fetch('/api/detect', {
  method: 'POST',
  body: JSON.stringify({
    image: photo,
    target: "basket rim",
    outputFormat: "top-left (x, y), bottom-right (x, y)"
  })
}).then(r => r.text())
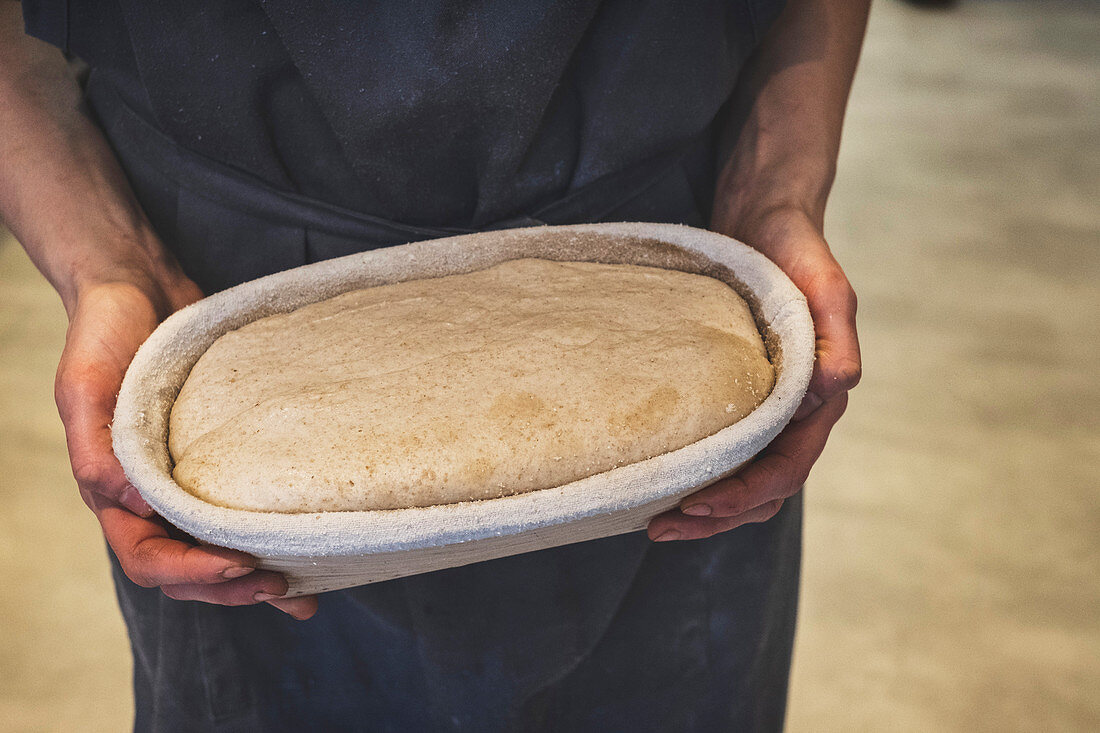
top-left (112, 222), bottom-right (814, 558)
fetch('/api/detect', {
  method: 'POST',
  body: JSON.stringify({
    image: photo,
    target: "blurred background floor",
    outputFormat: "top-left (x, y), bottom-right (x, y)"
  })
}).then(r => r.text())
top-left (1, 1), bottom-right (1097, 731)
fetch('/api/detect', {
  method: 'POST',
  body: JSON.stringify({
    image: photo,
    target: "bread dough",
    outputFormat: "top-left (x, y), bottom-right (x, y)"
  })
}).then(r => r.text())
top-left (168, 258), bottom-right (774, 512)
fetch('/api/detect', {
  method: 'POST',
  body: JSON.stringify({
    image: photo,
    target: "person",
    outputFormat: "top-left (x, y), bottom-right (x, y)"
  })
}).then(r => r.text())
top-left (0, 0), bottom-right (865, 730)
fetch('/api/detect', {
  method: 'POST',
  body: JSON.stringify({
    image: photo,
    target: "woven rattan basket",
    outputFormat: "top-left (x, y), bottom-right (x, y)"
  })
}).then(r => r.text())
top-left (112, 223), bottom-right (814, 595)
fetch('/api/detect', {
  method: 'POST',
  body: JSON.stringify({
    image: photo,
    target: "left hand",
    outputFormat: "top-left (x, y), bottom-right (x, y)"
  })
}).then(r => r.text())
top-left (647, 206), bottom-right (861, 541)
top-left (55, 278), bottom-right (319, 619)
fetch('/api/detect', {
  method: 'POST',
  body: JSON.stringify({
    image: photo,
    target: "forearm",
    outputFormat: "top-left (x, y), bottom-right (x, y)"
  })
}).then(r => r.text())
top-left (714, 0), bottom-right (870, 233)
top-left (0, 3), bottom-right (190, 315)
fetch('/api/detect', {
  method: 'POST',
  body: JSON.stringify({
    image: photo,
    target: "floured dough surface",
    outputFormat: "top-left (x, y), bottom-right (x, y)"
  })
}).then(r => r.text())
top-left (168, 259), bottom-right (774, 512)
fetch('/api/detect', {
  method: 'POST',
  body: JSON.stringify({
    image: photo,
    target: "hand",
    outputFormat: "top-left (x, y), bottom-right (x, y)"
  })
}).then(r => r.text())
top-left (54, 277), bottom-right (318, 619)
top-left (647, 207), bottom-right (861, 541)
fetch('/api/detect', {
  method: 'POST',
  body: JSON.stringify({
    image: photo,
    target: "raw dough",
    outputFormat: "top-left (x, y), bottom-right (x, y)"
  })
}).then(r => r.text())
top-left (168, 259), bottom-right (774, 512)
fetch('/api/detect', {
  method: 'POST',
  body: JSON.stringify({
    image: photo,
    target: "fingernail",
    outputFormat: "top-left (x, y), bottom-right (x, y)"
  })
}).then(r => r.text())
top-left (654, 530), bottom-right (681, 542)
top-left (221, 566), bottom-right (255, 579)
top-left (253, 591), bottom-right (284, 602)
top-left (681, 503), bottom-right (712, 516)
top-left (121, 486), bottom-right (154, 517)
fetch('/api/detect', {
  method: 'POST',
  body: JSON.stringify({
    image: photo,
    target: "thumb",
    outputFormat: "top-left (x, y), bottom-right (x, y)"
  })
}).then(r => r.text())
top-left (55, 362), bottom-right (153, 517)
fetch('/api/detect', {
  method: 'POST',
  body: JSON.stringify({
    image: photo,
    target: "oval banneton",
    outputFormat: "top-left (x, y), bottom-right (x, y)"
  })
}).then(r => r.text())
top-left (112, 223), bottom-right (814, 594)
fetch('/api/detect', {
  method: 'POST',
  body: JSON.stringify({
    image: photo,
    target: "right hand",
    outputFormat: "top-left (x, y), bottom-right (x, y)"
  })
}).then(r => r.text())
top-left (54, 277), bottom-right (318, 620)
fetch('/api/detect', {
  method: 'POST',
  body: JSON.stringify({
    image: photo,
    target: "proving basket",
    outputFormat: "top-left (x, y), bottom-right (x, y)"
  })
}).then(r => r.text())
top-left (112, 223), bottom-right (814, 595)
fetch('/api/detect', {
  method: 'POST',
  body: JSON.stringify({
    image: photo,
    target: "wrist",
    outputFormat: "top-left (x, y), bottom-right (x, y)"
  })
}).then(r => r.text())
top-left (3, 161), bottom-right (194, 318)
top-left (712, 122), bottom-right (836, 240)
top-left (56, 225), bottom-right (196, 321)
top-left (711, 191), bottom-right (824, 257)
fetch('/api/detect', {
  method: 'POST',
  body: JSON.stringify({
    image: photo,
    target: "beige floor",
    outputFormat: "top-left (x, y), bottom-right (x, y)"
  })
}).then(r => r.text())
top-left (1, 1), bottom-right (1097, 731)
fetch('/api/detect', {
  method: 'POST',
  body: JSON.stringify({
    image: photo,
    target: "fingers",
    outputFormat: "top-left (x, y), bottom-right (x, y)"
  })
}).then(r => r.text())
top-left (688, 392), bottom-right (847, 516)
top-left (92, 496), bottom-right (256, 586)
top-left (161, 581), bottom-right (319, 620)
top-left (161, 576), bottom-right (318, 620)
top-left (649, 500), bottom-right (786, 543)
top-left (266, 595), bottom-right (320, 621)
top-left (647, 393), bottom-right (847, 541)
top-left (160, 570), bottom-right (287, 605)
top-left (91, 494), bottom-right (315, 618)
top-left (794, 261), bottom-right (861, 421)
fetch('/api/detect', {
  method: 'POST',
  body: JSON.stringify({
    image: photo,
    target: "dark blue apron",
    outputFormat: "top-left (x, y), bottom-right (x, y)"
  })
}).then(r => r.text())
top-left (26, 1), bottom-right (800, 730)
